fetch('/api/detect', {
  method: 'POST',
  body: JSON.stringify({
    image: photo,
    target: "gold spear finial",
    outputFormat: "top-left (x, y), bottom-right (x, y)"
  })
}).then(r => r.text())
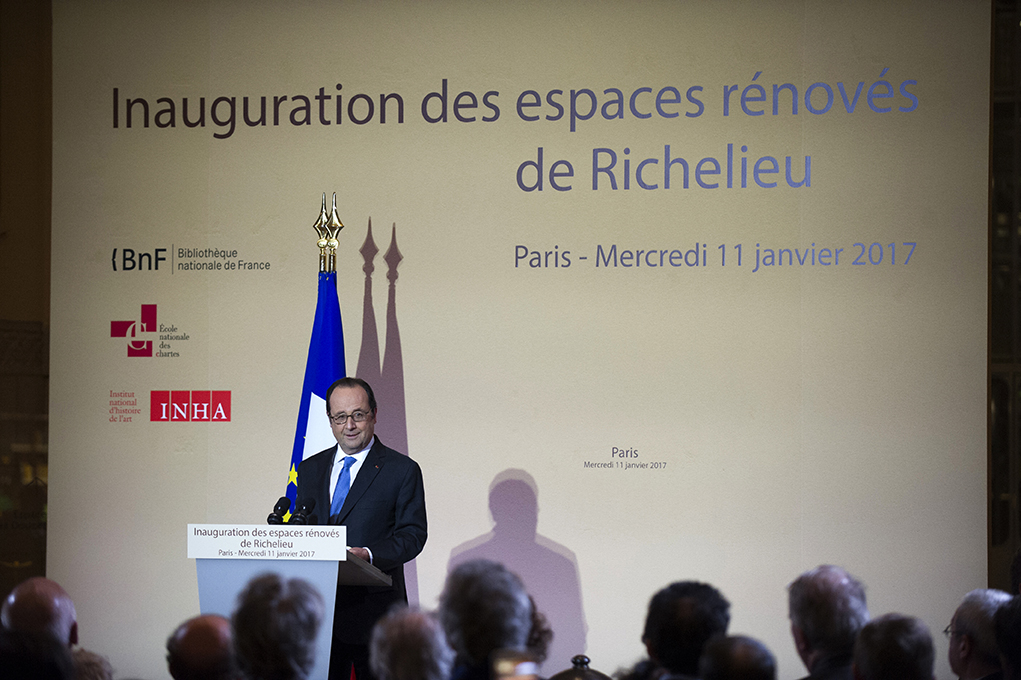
top-left (312, 192), bottom-right (344, 273)
top-left (325, 193), bottom-right (345, 272)
top-left (313, 193), bottom-right (331, 272)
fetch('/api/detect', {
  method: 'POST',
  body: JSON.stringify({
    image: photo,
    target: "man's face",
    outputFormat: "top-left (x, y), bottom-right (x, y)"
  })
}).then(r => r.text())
top-left (329, 385), bottom-right (376, 454)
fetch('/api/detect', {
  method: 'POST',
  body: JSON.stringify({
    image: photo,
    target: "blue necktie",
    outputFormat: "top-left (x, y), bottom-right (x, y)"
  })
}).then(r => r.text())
top-left (330, 456), bottom-right (357, 522)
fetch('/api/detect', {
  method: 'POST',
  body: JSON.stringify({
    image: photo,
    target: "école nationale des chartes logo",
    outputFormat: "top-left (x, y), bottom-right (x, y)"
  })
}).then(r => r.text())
top-left (110, 303), bottom-right (189, 358)
top-left (108, 304), bottom-right (229, 424)
top-left (110, 303), bottom-right (157, 356)
top-left (150, 391), bottom-right (232, 422)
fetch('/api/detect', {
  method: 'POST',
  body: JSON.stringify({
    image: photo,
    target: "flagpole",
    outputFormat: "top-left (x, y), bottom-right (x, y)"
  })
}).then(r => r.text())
top-left (286, 194), bottom-right (347, 519)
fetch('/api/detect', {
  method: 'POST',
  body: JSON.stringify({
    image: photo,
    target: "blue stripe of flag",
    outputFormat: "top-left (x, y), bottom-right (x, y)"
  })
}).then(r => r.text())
top-left (287, 271), bottom-right (346, 508)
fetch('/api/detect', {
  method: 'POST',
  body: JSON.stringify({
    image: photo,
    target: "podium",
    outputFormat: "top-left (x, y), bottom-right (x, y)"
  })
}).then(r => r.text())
top-left (188, 523), bottom-right (392, 680)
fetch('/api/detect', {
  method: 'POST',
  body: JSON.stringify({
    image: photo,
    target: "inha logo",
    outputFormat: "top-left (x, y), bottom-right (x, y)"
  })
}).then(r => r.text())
top-left (150, 391), bottom-right (232, 422)
top-left (111, 304), bottom-right (157, 357)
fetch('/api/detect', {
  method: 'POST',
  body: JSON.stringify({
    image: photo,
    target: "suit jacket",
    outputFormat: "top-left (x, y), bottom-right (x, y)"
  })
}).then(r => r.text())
top-left (296, 437), bottom-right (427, 644)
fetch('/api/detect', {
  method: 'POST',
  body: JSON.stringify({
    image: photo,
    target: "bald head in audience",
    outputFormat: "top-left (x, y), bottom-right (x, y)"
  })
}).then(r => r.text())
top-left (1, 577), bottom-right (78, 647)
top-left (852, 614), bottom-right (934, 680)
top-left (167, 614), bottom-right (234, 680)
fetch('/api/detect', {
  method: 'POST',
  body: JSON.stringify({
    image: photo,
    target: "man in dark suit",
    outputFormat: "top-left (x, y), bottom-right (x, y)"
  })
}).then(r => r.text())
top-left (296, 377), bottom-right (427, 680)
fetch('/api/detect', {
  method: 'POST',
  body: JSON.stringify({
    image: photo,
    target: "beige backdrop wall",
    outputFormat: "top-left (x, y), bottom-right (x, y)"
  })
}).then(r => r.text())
top-left (50, 2), bottom-right (989, 679)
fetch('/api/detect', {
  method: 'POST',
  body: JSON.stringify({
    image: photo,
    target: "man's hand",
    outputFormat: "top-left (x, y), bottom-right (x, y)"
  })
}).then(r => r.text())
top-left (349, 547), bottom-right (370, 562)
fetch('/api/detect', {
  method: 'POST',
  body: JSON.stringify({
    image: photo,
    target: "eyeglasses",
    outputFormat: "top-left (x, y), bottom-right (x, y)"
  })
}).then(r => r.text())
top-left (943, 624), bottom-right (958, 639)
top-left (330, 410), bottom-right (371, 425)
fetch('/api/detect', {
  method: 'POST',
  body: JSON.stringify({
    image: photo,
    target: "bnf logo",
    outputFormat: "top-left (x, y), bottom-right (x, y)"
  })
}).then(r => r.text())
top-left (150, 391), bottom-right (231, 422)
top-left (111, 304), bottom-right (156, 357)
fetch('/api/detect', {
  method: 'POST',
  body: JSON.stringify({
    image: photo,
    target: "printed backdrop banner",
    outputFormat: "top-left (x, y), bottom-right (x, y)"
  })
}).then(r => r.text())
top-left (49, 2), bottom-right (989, 679)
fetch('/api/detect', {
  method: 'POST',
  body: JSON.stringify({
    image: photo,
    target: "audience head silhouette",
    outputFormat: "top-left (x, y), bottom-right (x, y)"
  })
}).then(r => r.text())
top-left (439, 559), bottom-right (533, 676)
top-left (167, 613), bottom-right (234, 680)
top-left (947, 588), bottom-right (1012, 680)
top-left (787, 564), bottom-right (868, 675)
top-left (698, 635), bottom-right (776, 680)
top-left (852, 613), bottom-right (934, 680)
top-left (370, 606), bottom-right (455, 680)
top-left (642, 581), bottom-right (730, 677)
top-left (231, 573), bottom-right (324, 680)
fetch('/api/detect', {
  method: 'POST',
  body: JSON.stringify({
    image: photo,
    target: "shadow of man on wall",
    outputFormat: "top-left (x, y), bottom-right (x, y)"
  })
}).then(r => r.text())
top-left (448, 469), bottom-right (587, 673)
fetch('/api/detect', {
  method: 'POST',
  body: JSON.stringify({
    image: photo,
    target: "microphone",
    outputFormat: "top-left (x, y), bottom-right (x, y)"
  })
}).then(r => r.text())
top-left (267, 497), bottom-right (290, 525)
top-left (289, 497), bottom-right (317, 525)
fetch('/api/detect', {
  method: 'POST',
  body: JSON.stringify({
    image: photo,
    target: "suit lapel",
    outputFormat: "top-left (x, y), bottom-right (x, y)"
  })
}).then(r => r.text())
top-left (335, 438), bottom-right (385, 524)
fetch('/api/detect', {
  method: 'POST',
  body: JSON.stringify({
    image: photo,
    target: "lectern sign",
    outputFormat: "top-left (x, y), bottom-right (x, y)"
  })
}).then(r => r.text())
top-left (187, 524), bottom-right (347, 561)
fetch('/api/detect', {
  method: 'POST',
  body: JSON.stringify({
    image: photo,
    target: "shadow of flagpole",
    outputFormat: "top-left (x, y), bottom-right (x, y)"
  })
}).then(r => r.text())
top-left (355, 221), bottom-right (418, 604)
top-left (355, 219), bottom-right (382, 388)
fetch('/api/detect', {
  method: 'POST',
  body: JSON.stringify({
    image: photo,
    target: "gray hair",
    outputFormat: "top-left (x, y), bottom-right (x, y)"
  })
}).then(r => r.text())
top-left (788, 565), bottom-right (868, 657)
top-left (370, 607), bottom-right (455, 680)
top-left (853, 613), bottom-right (934, 680)
top-left (232, 573), bottom-right (324, 680)
top-left (953, 588), bottom-right (1013, 665)
top-left (439, 560), bottom-right (532, 668)
top-left (72, 648), bottom-right (114, 680)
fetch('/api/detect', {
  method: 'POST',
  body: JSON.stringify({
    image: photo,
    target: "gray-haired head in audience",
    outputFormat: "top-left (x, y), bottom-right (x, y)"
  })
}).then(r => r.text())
top-left (438, 559), bottom-right (533, 671)
top-left (370, 606), bottom-right (454, 680)
top-left (947, 588), bottom-right (1012, 680)
top-left (788, 564), bottom-right (868, 677)
top-left (231, 573), bottom-right (324, 680)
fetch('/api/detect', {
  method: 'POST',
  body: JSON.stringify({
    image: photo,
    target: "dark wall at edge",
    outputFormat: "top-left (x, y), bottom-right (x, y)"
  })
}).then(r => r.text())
top-left (1, 0), bottom-right (52, 324)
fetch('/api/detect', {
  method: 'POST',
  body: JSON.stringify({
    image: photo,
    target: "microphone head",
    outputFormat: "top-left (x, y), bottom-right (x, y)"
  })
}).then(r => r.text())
top-left (298, 497), bottom-right (316, 513)
top-left (273, 497), bottom-right (291, 514)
